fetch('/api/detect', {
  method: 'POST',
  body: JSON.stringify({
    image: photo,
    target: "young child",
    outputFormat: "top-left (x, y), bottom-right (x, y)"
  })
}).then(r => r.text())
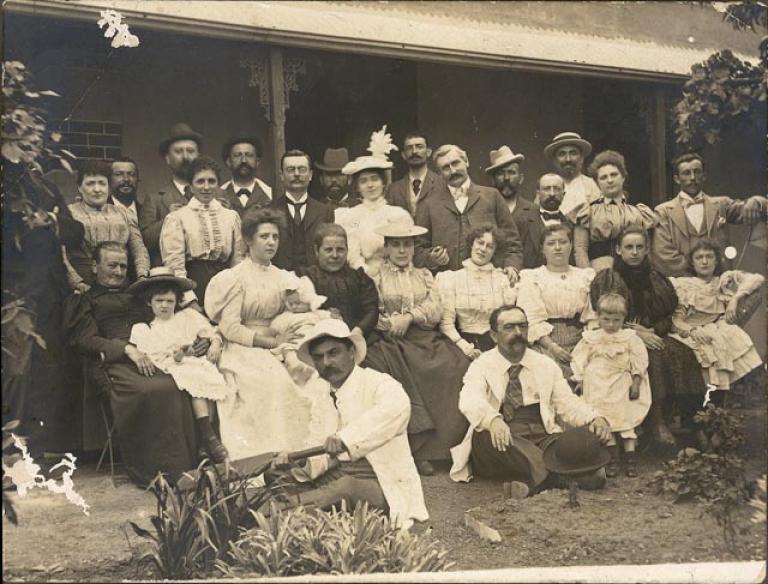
top-left (571, 293), bottom-right (651, 478)
top-left (269, 277), bottom-right (333, 385)
top-left (128, 269), bottom-right (233, 464)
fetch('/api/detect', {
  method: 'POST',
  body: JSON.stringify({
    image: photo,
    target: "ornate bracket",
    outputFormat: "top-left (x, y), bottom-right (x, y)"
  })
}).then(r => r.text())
top-left (282, 57), bottom-right (306, 111)
top-left (240, 55), bottom-right (306, 123)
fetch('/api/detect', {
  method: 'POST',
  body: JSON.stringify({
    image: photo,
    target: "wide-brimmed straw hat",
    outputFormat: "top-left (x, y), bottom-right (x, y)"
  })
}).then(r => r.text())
top-left (297, 319), bottom-right (367, 366)
top-left (159, 123), bottom-right (203, 157)
top-left (374, 218), bottom-right (428, 238)
top-left (341, 155), bottom-right (393, 176)
top-left (543, 132), bottom-right (592, 160)
top-left (126, 266), bottom-right (196, 295)
top-left (542, 427), bottom-right (610, 476)
top-left (485, 145), bottom-right (526, 174)
top-left (315, 147), bottom-right (350, 172)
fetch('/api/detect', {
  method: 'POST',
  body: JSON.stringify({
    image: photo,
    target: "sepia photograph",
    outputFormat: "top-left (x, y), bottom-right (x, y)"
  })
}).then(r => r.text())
top-left (2, 1), bottom-right (766, 582)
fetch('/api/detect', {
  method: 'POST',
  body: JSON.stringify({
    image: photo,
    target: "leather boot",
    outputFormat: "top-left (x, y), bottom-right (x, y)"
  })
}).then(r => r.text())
top-left (605, 445), bottom-right (620, 478)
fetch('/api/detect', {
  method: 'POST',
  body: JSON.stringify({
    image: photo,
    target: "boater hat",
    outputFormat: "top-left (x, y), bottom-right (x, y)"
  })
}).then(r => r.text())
top-left (159, 123), bottom-right (203, 157)
top-left (542, 426), bottom-right (611, 476)
top-left (315, 147), bottom-right (350, 172)
top-left (297, 319), bottom-right (367, 367)
top-left (543, 132), bottom-right (592, 160)
top-left (126, 266), bottom-right (196, 295)
top-left (485, 145), bottom-right (526, 174)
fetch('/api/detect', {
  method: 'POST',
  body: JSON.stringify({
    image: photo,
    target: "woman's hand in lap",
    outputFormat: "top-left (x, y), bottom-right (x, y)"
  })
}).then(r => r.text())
top-left (636, 329), bottom-right (665, 351)
top-left (206, 339), bottom-right (223, 363)
top-left (276, 322), bottom-right (304, 345)
top-left (724, 297), bottom-right (740, 324)
top-left (389, 313), bottom-right (413, 338)
top-left (690, 328), bottom-right (712, 344)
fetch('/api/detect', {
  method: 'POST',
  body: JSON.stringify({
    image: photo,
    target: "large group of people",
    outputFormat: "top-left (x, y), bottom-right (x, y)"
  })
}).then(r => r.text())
top-left (10, 121), bottom-right (766, 529)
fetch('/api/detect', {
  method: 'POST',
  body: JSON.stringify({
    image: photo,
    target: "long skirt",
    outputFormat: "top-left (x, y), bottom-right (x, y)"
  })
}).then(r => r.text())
top-left (104, 362), bottom-right (198, 486)
top-left (460, 331), bottom-right (496, 352)
top-left (539, 319), bottom-right (583, 381)
top-left (647, 337), bottom-right (708, 400)
top-left (186, 259), bottom-right (227, 308)
top-left (364, 327), bottom-right (470, 461)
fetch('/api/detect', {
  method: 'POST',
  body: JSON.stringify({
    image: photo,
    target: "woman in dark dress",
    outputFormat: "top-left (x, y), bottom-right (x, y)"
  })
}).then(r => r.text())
top-left (590, 225), bottom-right (706, 448)
top-left (296, 223), bottom-right (379, 338)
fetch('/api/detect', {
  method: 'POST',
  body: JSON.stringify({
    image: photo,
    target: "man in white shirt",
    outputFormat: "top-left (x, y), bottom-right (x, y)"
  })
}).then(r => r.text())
top-left (219, 134), bottom-right (272, 216)
top-left (652, 153), bottom-right (766, 276)
top-left (544, 131), bottom-right (601, 217)
top-left (450, 305), bottom-right (611, 495)
top-left (109, 157), bottom-right (141, 226)
top-left (386, 132), bottom-right (443, 218)
top-left (269, 319), bottom-right (429, 529)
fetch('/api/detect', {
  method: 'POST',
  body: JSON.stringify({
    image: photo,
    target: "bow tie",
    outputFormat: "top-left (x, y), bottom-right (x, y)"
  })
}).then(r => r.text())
top-left (681, 194), bottom-right (704, 209)
top-left (541, 210), bottom-right (564, 221)
top-left (236, 188), bottom-right (250, 198)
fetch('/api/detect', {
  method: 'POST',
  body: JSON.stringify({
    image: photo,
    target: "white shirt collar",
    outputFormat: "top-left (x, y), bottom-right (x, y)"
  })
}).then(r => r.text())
top-left (230, 179), bottom-right (258, 194)
top-left (187, 197), bottom-right (222, 210)
top-left (111, 197), bottom-right (136, 211)
top-left (336, 364), bottom-right (363, 396)
top-left (448, 177), bottom-right (471, 197)
top-left (462, 257), bottom-right (494, 272)
top-left (408, 167), bottom-right (428, 183)
top-left (172, 179), bottom-right (188, 196)
top-left (286, 192), bottom-right (309, 205)
top-left (678, 190), bottom-right (703, 202)
top-left (490, 346), bottom-right (537, 373)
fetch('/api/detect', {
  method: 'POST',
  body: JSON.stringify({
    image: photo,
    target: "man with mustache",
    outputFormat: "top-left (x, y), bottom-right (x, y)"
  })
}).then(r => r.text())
top-left (109, 157), bottom-right (142, 226)
top-left (544, 131), bottom-right (600, 217)
top-left (315, 147), bottom-right (357, 208)
top-left (386, 132), bottom-right (443, 218)
top-left (219, 134), bottom-right (273, 216)
top-left (271, 149), bottom-right (334, 271)
top-left (414, 144), bottom-right (523, 282)
top-left (652, 153), bottom-right (766, 276)
top-left (139, 123), bottom-right (203, 265)
top-left (450, 305), bottom-right (612, 495)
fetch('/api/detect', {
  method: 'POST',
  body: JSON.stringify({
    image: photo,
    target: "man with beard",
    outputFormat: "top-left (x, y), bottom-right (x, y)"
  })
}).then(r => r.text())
top-left (271, 149), bottom-right (334, 271)
top-left (219, 134), bottom-right (272, 215)
top-left (450, 305), bottom-right (611, 495)
top-left (544, 131), bottom-right (600, 217)
top-left (315, 147), bottom-right (356, 208)
top-left (139, 123), bottom-right (202, 265)
top-left (386, 132), bottom-right (443, 219)
top-left (109, 157), bottom-right (142, 226)
top-left (414, 144), bottom-right (522, 281)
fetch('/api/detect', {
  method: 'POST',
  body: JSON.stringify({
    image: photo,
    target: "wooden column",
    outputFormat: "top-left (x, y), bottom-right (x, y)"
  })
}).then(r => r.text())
top-left (650, 86), bottom-right (668, 207)
top-left (268, 46), bottom-right (287, 181)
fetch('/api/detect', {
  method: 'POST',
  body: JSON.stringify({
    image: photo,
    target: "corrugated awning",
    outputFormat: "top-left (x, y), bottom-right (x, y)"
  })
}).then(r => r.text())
top-left (7, 0), bottom-right (760, 81)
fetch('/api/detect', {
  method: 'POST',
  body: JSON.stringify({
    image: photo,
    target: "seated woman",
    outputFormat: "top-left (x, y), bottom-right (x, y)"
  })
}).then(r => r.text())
top-left (296, 223), bottom-right (379, 339)
top-left (335, 156), bottom-right (413, 277)
top-left (669, 239), bottom-right (764, 393)
top-left (436, 224), bottom-right (517, 358)
top-left (160, 156), bottom-right (247, 308)
top-left (66, 160), bottom-right (150, 292)
top-left (572, 150), bottom-right (657, 271)
top-left (363, 220), bottom-right (470, 476)
top-left (516, 224), bottom-right (596, 381)
top-left (204, 208), bottom-right (312, 461)
top-left (590, 225), bottom-right (707, 447)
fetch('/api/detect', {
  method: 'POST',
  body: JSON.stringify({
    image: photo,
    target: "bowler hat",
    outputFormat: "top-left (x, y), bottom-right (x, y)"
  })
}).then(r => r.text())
top-left (126, 266), bottom-right (196, 295)
top-left (485, 145), bottom-right (526, 174)
top-left (297, 319), bottom-right (367, 367)
top-left (543, 132), bottom-right (592, 160)
top-left (542, 426), bottom-right (610, 476)
top-left (315, 147), bottom-right (350, 172)
top-left (221, 134), bottom-right (264, 162)
top-left (159, 123), bottom-right (203, 157)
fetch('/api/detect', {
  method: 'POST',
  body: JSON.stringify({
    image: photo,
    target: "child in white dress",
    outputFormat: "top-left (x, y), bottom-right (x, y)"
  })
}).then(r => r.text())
top-left (269, 276), bottom-right (333, 385)
top-left (128, 269), bottom-right (233, 463)
top-left (571, 293), bottom-right (651, 478)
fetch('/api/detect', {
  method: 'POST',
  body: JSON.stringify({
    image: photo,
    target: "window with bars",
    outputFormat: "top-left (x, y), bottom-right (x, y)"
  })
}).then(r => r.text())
top-left (53, 119), bottom-right (122, 160)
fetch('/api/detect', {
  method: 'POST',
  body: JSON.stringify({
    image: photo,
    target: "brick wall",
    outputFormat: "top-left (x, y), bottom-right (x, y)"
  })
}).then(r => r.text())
top-left (53, 119), bottom-right (122, 160)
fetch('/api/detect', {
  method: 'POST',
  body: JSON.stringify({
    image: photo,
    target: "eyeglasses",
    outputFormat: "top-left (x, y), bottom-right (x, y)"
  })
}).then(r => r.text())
top-left (285, 166), bottom-right (310, 176)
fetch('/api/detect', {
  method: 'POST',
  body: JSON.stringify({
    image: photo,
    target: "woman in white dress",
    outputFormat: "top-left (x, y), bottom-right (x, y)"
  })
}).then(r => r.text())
top-left (204, 208), bottom-right (312, 461)
top-left (334, 156), bottom-right (413, 277)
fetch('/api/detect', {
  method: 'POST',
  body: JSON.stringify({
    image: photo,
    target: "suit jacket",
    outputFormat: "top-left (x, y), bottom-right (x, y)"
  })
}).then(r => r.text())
top-left (652, 192), bottom-right (763, 277)
top-left (270, 196), bottom-right (334, 271)
top-left (139, 181), bottom-right (188, 266)
top-left (386, 169), bottom-right (443, 219)
top-left (414, 182), bottom-right (523, 272)
top-left (221, 182), bottom-right (272, 216)
top-left (511, 198), bottom-right (547, 269)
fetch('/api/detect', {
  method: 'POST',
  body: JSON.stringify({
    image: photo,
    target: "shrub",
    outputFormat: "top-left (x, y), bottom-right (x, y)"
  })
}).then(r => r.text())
top-left (693, 405), bottom-right (746, 453)
top-left (217, 501), bottom-right (453, 576)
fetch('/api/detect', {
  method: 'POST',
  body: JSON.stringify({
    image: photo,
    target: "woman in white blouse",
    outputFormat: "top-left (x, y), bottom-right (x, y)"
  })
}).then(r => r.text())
top-left (160, 156), bottom-right (247, 308)
top-left (436, 224), bottom-right (517, 359)
top-left (516, 223), bottom-right (596, 380)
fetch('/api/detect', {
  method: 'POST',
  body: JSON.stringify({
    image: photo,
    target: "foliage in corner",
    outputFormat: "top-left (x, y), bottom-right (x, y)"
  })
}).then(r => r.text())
top-left (217, 501), bottom-right (452, 577)
top-left (672, 1), bottom-right (767, 147)
top-left (693, 404), bottom-right (746, 453)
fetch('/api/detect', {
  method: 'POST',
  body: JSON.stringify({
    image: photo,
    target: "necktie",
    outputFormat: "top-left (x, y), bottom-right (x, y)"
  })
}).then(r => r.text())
top-left (412, 179), bottom-right (422, 197)
top-left (236, 188), bottom-right (250, 207)
top-left (287, 200), bottom-right (305, 226)
top-left (541, 210), bottom-right (564, 222)
top-left (500, 364), bottom-right (525, 423)
top-left (681, 194), bottom-right (704, 209)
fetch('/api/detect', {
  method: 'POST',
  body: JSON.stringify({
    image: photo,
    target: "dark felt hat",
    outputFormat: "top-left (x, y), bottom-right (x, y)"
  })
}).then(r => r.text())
top-left (543, 426), bottom-right (611, 476)
top-left (221, 134), bottom-right (264, 161)
top-left (315, 147), bottom-right (350, 172)
top-left (159, 123), bottom-right (203, 157)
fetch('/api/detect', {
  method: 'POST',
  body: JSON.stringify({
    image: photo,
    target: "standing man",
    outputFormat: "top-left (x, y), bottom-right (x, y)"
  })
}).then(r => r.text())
top-left (486, 146), bottom-right (541, 270)
top-left (315, 147), bottom-right (356, 208)
top-left (271, 149), bottom-right (334, 271)
top-left (219, 134), bottom-right (272, 215)
top-left (414, 144), bottom-right (522, 281)
top-left (139, 123), bottom-right (203, 265)
top-left (653, 153), bottom-right (766, 276)
top-left (450, 305), bottom-right (611, 494)
top-left (109, 156), bottom-right (141, 226)
top-left (386, 131), bottom-right (443, 219)
top-left (544, 131), bottom-right (600, 217)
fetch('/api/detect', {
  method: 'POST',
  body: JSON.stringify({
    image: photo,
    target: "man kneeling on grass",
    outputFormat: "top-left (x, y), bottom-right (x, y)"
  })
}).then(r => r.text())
top-left (450, 305), bottom-right (613, 495)
top-left (267, 319), bottom-right (429, 529)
